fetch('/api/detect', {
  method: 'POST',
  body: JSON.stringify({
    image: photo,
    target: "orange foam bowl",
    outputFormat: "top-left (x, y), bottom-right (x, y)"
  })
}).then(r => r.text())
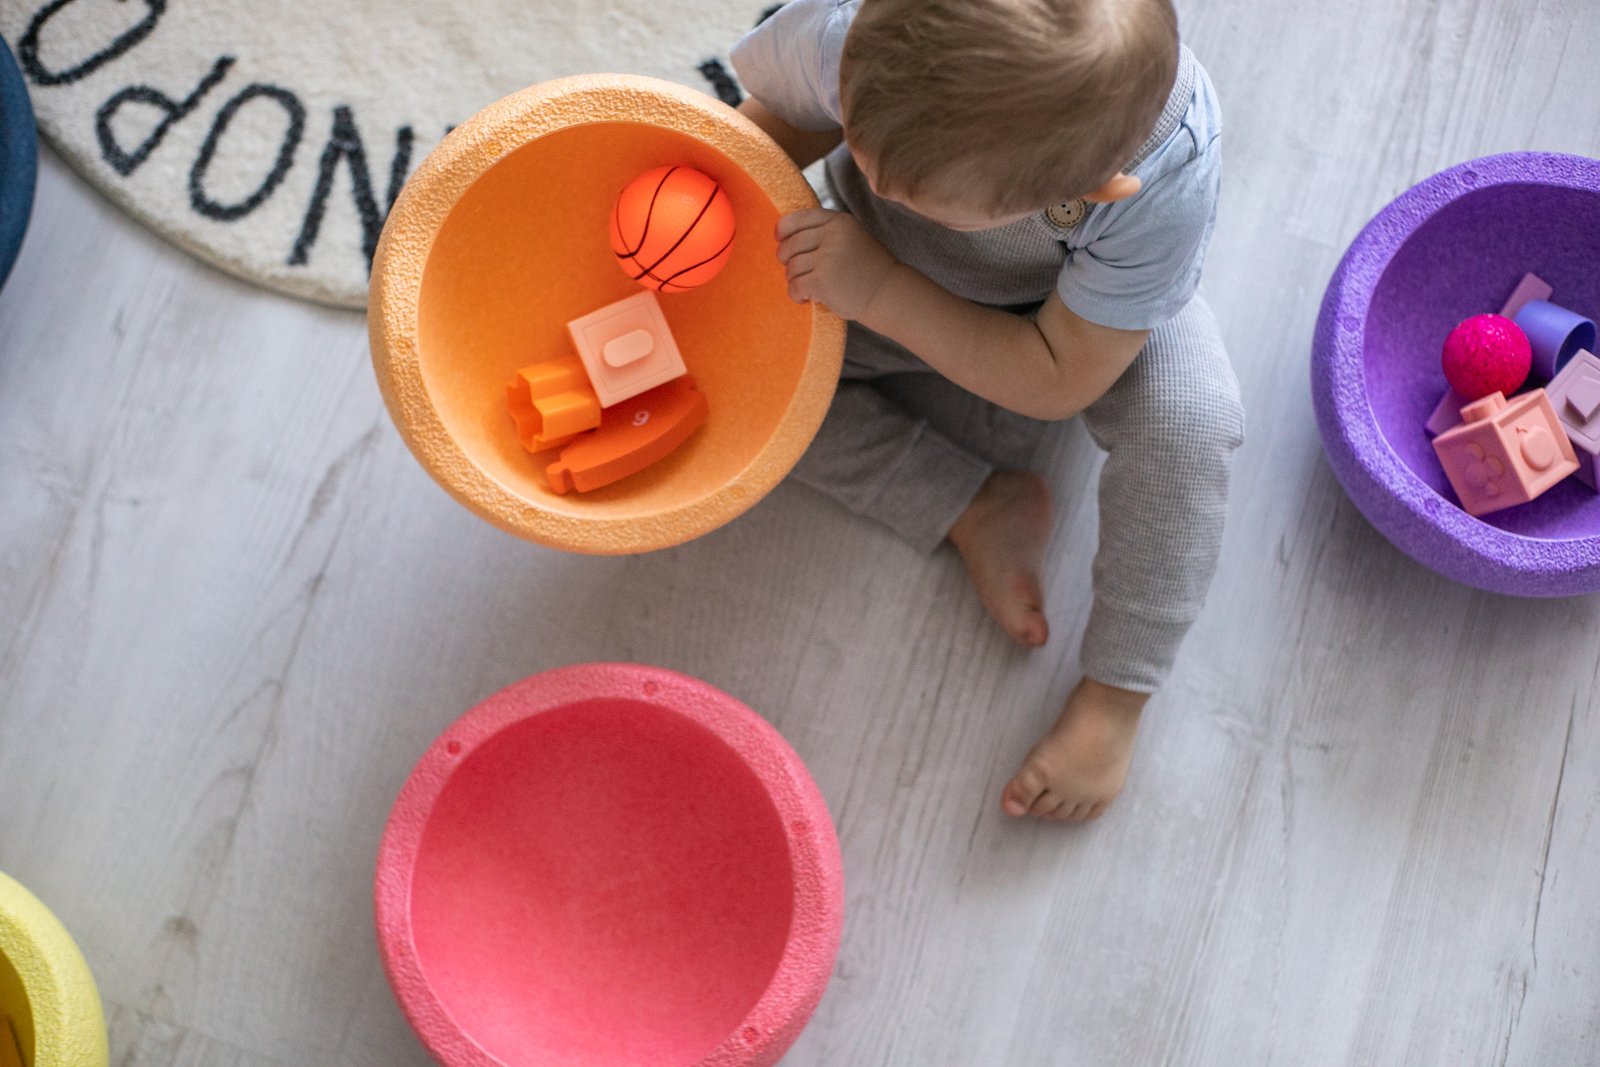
top-left (370, 75), bottom-right (845, 554)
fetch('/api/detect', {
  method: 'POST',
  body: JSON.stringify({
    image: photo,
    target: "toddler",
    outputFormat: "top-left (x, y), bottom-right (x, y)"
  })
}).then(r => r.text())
top-left (730, 0), bottom-right (1244, 821)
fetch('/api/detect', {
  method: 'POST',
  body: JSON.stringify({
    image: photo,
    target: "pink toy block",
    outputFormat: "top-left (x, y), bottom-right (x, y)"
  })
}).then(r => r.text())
top-left (1433, 389), bottom-right (1578, 516)
top-left (566, 290), bottom-right (688, 408)
top-left (1425, 386), bottom-right (1468, 436)
top-left (1545, 348), bottom-right (1600, 489)
top-left (1499, 271), bottom-right (1553, 320)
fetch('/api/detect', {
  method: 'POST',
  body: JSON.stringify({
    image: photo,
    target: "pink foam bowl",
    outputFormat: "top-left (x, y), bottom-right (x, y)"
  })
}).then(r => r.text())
top-left (374, 663), bottom-right (844, 1067)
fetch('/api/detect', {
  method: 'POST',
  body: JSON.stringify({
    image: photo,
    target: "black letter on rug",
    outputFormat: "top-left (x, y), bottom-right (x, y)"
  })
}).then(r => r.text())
top-left (96, 56), bottom-right (235, 176)
top-left (386, 126), bottom-right (414, 213)
top-left (289, 109), bottom-right (412, 272)
top-left (696, 59), bottom-right (741, 108)
top-left (189, 84), bottom-right (306, 222)
top-left (19, 0), bottom-right (167, 86)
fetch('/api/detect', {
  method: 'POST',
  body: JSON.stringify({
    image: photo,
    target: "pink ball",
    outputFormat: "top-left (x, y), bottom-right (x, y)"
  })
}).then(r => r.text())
top-left (1441, 313), bottom-right (1532, 400)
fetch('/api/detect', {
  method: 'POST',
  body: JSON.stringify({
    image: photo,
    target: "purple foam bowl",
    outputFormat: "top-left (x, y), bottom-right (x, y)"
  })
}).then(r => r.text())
top-left (1312, 152), bottom-right (1600, 597)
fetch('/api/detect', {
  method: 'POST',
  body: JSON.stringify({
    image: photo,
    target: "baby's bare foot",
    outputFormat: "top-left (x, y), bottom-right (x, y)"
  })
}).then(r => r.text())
top-left (1002, 677), bottom-right (1148, 822)
top-left (947, 470), bottom-right (1053, 647)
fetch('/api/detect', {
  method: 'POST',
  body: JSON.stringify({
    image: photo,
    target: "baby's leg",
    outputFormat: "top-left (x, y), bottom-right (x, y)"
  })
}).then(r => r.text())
top-left (1004, 295), bottom-right (1245, 821)
top-left (789, 324), bottom-right (1053, 644)
top-left (788, 380), bottom-right (991, 555)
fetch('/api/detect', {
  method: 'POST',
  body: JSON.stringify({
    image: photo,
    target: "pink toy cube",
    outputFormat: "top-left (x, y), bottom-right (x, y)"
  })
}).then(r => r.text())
top-left (1499, 271), bottom-right (1553, 320)
top-left (1545, 348), bottom-right (1600, 490)
top-left (567, 291), bottom-right (689, 408)
top-left (1433, 390), bottom-right (1578, 516)
top-left (1425, 386), bottom-right (1468, 436)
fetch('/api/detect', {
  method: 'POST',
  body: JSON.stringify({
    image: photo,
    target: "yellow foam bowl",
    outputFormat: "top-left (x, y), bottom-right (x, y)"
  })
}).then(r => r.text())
top-left (0, 871), bottom-right (108, 1067)
top-left (370, 74), bottom-right (845, 554)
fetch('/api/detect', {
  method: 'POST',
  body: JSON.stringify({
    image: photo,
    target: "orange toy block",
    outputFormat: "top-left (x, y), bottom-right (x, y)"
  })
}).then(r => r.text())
top-left (547, 376), bottom-right (708, 494)
top-left (506, 354), bottom-right (603, 452)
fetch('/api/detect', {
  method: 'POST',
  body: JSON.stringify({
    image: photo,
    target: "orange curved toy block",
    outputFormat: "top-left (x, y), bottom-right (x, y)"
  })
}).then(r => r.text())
top-left (506, 354), bottom-right (603, 452)
top-left (548, 377), bottom-right (708, 494)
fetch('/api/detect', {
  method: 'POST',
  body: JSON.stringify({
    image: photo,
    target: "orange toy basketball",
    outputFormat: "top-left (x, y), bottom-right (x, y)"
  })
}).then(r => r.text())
top-left (610, 165), bottom-right (736, 292)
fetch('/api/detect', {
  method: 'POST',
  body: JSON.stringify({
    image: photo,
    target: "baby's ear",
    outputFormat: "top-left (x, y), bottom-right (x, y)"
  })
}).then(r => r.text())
top-left (1083, 173), bottom-right (1142, 204)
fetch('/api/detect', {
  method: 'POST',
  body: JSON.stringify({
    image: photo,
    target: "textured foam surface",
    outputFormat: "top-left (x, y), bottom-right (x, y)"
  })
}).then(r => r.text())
top-left (374, 663), bottom-right (845, 1067)
top-left (370, 75), bottom-right (846, 554)
top-left (0, 871), bottom-right (109, 1067)
top-left (1312, 152), bottom-right (1600, 595)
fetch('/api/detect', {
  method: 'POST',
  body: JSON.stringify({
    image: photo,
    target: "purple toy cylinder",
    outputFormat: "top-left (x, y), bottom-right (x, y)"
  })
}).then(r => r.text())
top-left (1514, 299), bottom-right (1597, 379)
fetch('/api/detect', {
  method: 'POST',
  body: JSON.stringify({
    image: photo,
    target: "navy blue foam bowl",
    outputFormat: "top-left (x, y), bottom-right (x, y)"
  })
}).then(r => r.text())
top-left (0, 34), bottom-right (36, 291)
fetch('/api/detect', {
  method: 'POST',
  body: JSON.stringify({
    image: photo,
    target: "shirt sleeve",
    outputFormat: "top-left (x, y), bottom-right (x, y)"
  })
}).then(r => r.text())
top-left (1056, 131), bottom-right (1222, 332)
top-left (729, 0), bottom-right (852, 132)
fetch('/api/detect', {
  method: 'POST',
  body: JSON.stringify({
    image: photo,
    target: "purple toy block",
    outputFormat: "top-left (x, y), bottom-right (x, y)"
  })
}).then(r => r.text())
top-left (1545, 348), bottom-right (1600, 489)
top-left (1432, 390), bottom-right (1578, 517)
top-left (1499, 272), bottom-right (1553, 320)
top-left (1311, 152), bottom-right (1600, 596)
top-left (1424, 386), bottom-right (1468, 436)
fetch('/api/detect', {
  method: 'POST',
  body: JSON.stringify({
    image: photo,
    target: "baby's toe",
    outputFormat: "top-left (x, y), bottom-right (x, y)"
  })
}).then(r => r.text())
top-left (1041, 798), bottom-right (1075, 821)
top-left (1028, 788), bottom-right (1062, 816)
top-left (1014, 609), bottom-right (1049, 648)
top-left (1005, 577), bottom-right (1049, 647)
top-left (1003, 764), bottom-right (1049, 816)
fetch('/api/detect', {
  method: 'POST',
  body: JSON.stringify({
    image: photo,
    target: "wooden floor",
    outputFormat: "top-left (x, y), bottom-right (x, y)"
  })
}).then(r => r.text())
top-left (3, 1), bottom-right (1599, 1064)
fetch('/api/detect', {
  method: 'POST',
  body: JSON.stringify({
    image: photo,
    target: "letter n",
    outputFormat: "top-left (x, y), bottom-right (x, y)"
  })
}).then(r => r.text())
top-left (289, 105), bottom-right (398, 271)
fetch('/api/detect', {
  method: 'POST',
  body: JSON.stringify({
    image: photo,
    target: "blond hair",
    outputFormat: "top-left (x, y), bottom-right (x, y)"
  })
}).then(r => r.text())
top-left (839, 0), bottom-right (1179, 213)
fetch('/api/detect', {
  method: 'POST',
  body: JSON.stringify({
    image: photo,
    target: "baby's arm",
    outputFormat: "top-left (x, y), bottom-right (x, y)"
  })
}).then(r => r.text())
top-left (777, 210), bottom-right (1149, 421)
top-left (737, 98), bottom-right (842, 171)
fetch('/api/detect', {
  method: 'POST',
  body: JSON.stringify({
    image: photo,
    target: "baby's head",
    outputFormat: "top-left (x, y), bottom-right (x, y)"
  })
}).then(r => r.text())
top-left (839, 0), bottom-right (1179, 230)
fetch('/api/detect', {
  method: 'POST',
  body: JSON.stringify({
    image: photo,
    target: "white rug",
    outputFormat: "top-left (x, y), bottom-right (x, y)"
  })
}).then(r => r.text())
top-left (1, 0), bottom-right (771, 308)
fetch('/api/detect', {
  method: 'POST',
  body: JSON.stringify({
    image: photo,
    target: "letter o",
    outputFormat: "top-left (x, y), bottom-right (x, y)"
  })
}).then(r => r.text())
top-left (19, 0), bottom-right (167, 86)
top-left (188, 84), bottom-right (306, 222)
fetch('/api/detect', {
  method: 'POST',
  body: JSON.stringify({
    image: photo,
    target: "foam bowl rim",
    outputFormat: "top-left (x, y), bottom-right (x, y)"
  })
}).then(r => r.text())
top-left (1311, 151), bottom-right (1600, 596)
top-left (0, 869), bottom-right (109, 1067)
top-left (373, 662), bottom-right (846, 1067)
top-left (368, 73), bottom-right (845, 555)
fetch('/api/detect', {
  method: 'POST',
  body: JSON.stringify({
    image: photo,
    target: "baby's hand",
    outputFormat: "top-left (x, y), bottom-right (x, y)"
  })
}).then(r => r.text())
top-left (775, 209), bottom-right (897, 320)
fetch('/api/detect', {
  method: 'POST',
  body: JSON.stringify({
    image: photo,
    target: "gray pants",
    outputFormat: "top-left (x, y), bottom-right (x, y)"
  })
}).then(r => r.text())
top-left (789, 295), bottom-right (1245, 692)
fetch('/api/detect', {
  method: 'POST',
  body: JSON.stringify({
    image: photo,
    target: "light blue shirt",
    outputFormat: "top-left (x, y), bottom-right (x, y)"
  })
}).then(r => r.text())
top-left (730, 0), bottom-right (1222, 331)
